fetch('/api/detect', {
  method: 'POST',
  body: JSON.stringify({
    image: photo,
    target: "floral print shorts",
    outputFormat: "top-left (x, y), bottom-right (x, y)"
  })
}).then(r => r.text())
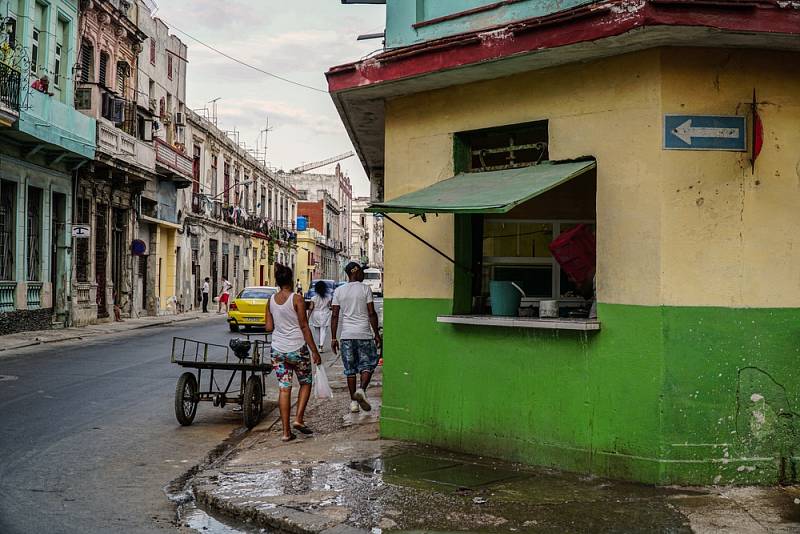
top-left (271, 347), bottom-right (312, 389)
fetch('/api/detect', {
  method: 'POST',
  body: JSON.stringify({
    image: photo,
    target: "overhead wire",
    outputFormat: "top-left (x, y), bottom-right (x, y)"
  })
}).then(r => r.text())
top-left (156, 17), bottom-right (328, 94)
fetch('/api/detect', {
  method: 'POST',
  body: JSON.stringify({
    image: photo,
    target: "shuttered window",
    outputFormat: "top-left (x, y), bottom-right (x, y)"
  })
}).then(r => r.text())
top-left (80, 41), bottom-right (93, 82)
top-left (99, 51), bottom-right (109, 86)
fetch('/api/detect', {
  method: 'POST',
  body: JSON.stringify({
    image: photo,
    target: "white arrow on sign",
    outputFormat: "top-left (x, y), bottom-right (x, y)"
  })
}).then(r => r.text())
top-left (672, 119), bottom-right (740, 145)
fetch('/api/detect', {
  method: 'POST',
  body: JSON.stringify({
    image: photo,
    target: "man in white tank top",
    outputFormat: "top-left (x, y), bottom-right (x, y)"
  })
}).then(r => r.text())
top-left (331, 262), bottom-right (382, 414)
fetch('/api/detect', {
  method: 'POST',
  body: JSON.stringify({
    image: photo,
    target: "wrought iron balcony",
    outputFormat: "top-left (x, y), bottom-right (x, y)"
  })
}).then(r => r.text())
top-left (0, 62), bottom-right (21, 119)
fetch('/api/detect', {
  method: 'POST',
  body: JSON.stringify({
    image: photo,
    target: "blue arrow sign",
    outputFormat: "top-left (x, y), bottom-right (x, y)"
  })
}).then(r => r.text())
top-left (664, 115), bottom-right (747, 151)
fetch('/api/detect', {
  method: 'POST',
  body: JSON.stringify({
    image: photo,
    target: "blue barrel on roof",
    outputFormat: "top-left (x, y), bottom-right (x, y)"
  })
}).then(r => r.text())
top-left (296, 216), bottom-right (308, 231)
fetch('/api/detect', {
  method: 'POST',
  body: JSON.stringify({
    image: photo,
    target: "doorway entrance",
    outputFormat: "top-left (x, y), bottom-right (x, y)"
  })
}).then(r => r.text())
top-left (51, 192), bottom-right (67, 321)
top-left (112, 208), bottom-right (127, 315)
top-left (95, 204), bottom-right (108, 318)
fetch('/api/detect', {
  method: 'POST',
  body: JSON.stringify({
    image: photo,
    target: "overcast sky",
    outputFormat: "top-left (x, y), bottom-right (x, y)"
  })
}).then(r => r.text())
top-left (152, 0), bottom-right (386, 197)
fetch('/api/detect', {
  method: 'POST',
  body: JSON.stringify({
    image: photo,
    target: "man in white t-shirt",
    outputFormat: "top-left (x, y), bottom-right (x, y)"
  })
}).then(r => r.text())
top-left (332, 262), bottom-right (382, 414)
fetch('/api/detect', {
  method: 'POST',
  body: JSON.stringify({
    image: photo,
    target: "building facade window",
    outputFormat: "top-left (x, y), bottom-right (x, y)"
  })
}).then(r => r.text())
top-left (80, 40), bottom-right (94, 83)
top-left (26, 187), bottom-right (42, 281)
top-left (99, 51), bottom-right (109, 87)
top-left (223, 162), bottom-right (231, 204)
top-left (167, 54), bottom-right (173, 79)
top-left (116, 61), bottom-right (130, 97)
top-left (150, 39), bottom-right (156, 65)
top-left (211, 155), bottom-right (218, 196)
top-left (192, 145), bottom-right (201, 194)
top-left (0, 181), bottom-right (16, 281)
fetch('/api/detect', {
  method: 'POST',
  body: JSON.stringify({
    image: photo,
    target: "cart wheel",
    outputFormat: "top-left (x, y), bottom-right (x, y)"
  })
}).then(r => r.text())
top-left (242, 375), bottom-right (263, 429)
top-left (175, 372), bottom-right (199, 426)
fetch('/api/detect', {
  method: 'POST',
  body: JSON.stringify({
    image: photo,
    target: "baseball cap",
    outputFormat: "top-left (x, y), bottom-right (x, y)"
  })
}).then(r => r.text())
top-left (344, 261), bottom-right (362, 275)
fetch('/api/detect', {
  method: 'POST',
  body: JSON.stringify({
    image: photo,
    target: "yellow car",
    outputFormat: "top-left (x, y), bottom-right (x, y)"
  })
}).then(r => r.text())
top-left (227, 286), bottom-right (278, 332)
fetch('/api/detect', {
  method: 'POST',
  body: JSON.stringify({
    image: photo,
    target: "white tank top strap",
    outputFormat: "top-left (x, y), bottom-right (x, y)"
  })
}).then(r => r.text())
top-left (270, 292), bottom-right (305, 353)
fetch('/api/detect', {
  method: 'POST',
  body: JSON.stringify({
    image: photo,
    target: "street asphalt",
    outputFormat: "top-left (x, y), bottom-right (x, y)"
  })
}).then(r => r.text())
top-left (0, 315), bottom-right (252, 534)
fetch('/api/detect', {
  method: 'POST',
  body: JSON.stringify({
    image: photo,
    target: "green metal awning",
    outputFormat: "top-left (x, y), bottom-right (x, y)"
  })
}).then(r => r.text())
top-left (367, 160), bottom-right (596, 215)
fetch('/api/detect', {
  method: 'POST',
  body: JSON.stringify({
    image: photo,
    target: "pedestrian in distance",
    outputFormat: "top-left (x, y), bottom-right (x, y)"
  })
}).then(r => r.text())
top-left (307, 280), bottom-right (332, 353)
top-left (217, 276), bottom-right (232, 314)
top-left (201, 277), bottom-right (210, 313)
top-left (266, 264), bottom-right (322, 442)
top-left (331, 262), bottom-right (382, 414)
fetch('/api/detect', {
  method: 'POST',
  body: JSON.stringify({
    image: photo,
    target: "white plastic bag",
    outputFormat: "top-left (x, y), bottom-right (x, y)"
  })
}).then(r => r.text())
top-left (313, 364), bottom-right (333, 399)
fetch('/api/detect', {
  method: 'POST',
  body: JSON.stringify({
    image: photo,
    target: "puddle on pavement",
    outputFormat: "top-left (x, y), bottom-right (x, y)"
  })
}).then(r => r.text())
top-left (181, 502), bottom-right (265, 533)
top-left (204, 444), bottom-right (696, 532)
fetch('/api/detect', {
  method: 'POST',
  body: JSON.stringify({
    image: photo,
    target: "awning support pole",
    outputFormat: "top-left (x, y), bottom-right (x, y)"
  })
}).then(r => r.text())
top-left (383, 213), bottom-right (471, 274)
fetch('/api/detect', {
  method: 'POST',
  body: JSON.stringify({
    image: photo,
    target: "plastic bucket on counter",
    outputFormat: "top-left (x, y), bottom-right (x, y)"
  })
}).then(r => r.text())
top-left (489, 281), bottom-right (525, 316)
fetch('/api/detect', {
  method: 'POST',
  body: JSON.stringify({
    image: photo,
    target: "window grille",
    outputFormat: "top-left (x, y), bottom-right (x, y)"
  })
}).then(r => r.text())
top-left (0, 181), bottom-right (16, 281)
top-left (26, 188), bottom-right (41, 281)
top-left (75, 199), bottom-right (91, 282)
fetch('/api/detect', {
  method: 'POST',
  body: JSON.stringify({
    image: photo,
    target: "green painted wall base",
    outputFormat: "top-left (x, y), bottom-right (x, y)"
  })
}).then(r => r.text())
top-left (381, 299), bottom-right (800, 485)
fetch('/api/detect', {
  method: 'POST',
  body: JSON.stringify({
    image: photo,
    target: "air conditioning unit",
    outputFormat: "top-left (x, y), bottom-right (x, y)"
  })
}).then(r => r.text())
top-left (175, 112), bottom-right (186, 126)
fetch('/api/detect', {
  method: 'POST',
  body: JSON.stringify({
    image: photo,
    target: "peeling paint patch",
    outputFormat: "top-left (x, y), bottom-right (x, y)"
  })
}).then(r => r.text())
top-left (478, 27), bottom-right (515, 48)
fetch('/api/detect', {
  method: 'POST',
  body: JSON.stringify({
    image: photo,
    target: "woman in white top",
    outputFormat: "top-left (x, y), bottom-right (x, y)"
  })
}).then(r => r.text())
top-left (266, 264), bottom-right (321, 442)
top-left (307, 280), bottom-right (333, 353)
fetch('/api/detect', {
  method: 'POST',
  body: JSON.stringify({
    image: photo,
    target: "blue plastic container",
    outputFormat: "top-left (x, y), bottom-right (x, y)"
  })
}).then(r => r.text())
top-left (296, 216), bottom-right (308, 231)
top-left (490, 281), bottom-right (525, 316)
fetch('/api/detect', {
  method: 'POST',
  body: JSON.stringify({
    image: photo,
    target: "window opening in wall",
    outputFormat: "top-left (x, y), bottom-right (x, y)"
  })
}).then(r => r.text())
top-left (149, 39), bottom-right (156, 65)
top-left (80, 40), bottom-right (94, 82)
top-left (211, 155), bottom-right (218, 196)
top-left (30, 28), bottom-right (39, 75)
top-left (99, 51), bottom-right (109, 87)
top-left (445, 120), bottom-right (598, 319)
top-left (116, 61), bottom-right (130, 97)
top-left (192, 145), bottom-right (201, 194)
top-left (465, 121), bottom-right (549, 172)
top-left (0, 181), bottom-right (16, 281)
top-left (6, 17), bottom-right (16, 48)
top-left (75, 198), bottom-right (90, 283)
top-left (96, 204), bottom-right (108, 318)
top-left (268, 189), bottom-right (272, 219)
top-left (54, 44), bottom-right (62, 87)
top-left (167, 54), bottom-right (173, 80)
top-left (209, 238), bottom-right (218, 296)
top-left (234, 245), bottom-right (240, 282)
top-left (26, 187), bottom-right (42, 281)
top-left (222, 252), bottom-right (229, 280)
top-left (223, 162), bottom-right (231, 204)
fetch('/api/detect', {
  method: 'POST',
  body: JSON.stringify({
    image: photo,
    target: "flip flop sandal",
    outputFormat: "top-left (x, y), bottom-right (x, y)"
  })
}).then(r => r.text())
top-left (292, 423), bottom-right (313, 435)
top-left (281, 433), bottom-right (297, 442)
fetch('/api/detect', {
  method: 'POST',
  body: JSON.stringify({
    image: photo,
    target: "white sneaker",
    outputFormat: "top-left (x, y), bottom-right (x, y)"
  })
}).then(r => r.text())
top-left (350, 400), bottom-right (360, 413)
top-left (353, 389), bottom-right (371, 412)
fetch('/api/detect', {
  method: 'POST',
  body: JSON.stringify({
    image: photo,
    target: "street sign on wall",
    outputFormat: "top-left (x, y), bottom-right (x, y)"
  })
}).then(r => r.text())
top-left (664, 115), bottom-right (747, 151)
top-left (72, 225), bottom-right (90, 238)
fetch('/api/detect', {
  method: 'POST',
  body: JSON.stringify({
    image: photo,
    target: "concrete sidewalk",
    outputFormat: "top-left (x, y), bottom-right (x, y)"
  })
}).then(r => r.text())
top-left (0, 310), bottom-right (217, 354)
top-left (188, 354), bottom-right (800, 533)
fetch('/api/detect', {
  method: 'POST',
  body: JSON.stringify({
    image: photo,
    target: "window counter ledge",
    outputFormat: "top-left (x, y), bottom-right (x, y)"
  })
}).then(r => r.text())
top-left (437, 315), bottom-right (601, 331)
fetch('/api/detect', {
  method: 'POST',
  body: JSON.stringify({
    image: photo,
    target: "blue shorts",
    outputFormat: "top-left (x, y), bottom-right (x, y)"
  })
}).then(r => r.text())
top-left (340, 339), bottom-right (378, 376)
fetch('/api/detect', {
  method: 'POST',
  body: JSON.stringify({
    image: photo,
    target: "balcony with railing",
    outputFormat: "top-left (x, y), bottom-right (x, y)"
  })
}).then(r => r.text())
top-left (155, 138), bottom-right (193, 188)
top-left (96, 118), bottom-right (156, 176)
top-left (0, 62), bottom-right (20, 124)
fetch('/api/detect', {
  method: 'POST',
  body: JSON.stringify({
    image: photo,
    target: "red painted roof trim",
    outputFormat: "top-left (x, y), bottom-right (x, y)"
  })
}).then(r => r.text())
top-left (327, 0), bottom-right (800, 93)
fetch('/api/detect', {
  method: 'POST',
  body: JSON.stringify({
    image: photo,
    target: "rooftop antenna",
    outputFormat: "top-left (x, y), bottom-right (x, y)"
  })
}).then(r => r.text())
top-left (208, 97), bottom-right (221, 127)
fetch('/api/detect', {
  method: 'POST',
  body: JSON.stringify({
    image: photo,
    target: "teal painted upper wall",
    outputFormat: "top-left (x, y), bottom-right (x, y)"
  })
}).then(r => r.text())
top-left (385, 0), bottom-right (598, 49)
top-left (1, 0), bottom-right (96, 159)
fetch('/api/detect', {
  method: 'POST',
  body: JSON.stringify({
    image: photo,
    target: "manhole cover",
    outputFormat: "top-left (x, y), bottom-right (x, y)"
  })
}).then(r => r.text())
top-left (0, 375), bottom-right (18, 382)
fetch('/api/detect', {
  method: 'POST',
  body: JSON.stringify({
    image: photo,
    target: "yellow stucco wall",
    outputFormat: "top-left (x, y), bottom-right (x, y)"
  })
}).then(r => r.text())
top-left (383, 48), bottom-right (800, 308)
top-left (384, 49), bottom-right (663, 304)
top-left (659, 49), bottom-right (800, 307)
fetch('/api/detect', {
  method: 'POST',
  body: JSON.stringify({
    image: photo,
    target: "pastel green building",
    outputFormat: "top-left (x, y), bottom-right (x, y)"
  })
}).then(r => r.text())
top-left (0, 0), bottom-right (96, 331)
top-left (330, 0), bottom-right (800, 485)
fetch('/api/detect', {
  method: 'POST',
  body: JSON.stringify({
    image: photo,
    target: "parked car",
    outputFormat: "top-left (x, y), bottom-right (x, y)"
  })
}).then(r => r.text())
top-left (227, 286), bottom-right (278, 332)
